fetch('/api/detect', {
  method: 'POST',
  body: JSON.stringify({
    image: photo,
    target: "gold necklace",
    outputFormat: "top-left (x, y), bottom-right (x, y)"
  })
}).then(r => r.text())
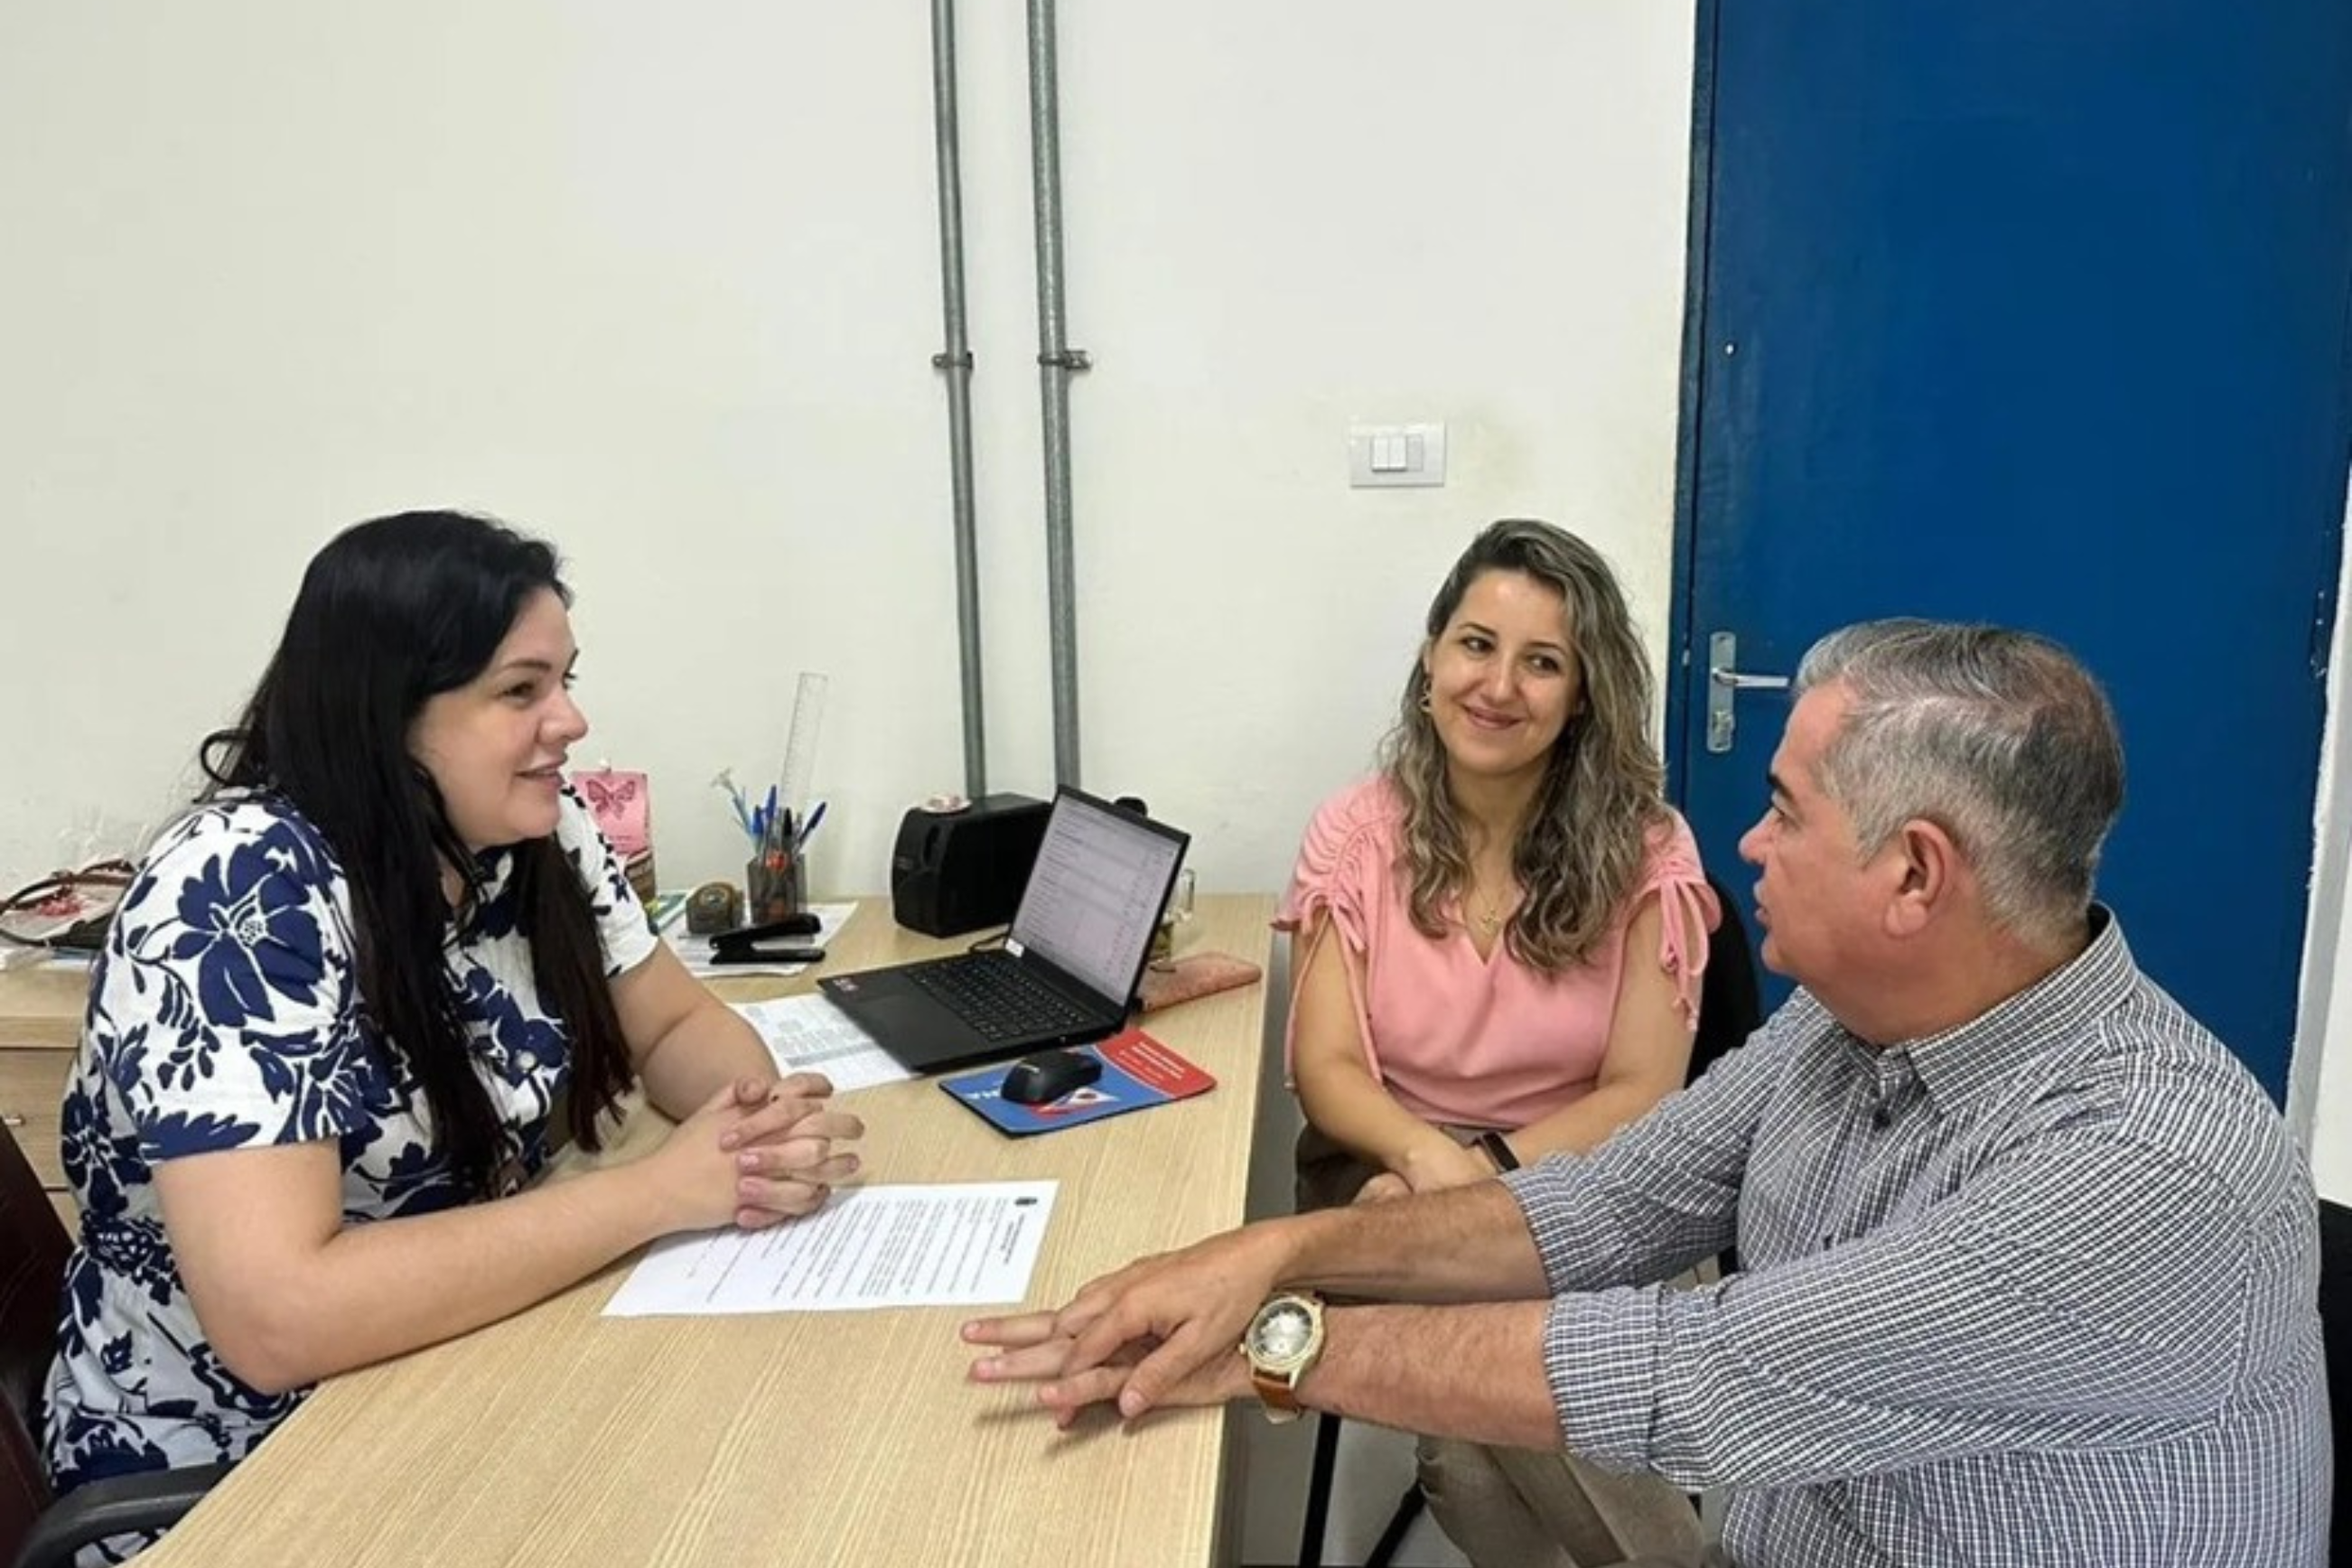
top-left (1464, 832), bottom-right (1515, 936)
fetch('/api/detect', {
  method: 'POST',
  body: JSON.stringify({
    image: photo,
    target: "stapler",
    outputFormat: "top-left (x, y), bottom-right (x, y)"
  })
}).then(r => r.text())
top-left (708, 912), bottom-right (824, 966)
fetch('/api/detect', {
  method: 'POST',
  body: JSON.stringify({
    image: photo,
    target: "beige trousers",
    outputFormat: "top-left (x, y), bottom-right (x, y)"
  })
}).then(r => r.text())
top-left (1418, 1436), bottom-right (1706, 1567)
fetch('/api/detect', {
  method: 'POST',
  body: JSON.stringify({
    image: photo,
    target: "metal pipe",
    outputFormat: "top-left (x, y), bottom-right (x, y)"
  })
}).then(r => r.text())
top-left (1026, 0), bottom-right (1087, 787)
top-left (929, 0), bottom-right (987, 799)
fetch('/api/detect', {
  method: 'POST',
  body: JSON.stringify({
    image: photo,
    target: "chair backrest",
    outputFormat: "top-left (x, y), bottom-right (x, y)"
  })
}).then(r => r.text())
top-left (0, 1120), bottom-right (70, 1558)
top-left (2318, 1199), bottom-right (2352, 1562)
top-left (1688, 872), bottom-right (1764, 1087)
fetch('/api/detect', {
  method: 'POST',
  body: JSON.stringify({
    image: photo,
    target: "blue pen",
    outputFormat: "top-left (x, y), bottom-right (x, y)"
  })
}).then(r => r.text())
top-left (797, 799), bottom-right (827, 848)
top-left (762, 784), bottom-right (779, 832)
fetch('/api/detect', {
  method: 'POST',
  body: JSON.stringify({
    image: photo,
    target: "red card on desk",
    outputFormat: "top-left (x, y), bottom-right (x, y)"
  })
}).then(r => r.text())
top-left (940, 1027), bottom-right (1216, 1136)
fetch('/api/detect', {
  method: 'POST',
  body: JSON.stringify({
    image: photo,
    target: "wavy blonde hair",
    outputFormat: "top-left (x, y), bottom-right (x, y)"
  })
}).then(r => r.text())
top-left (1379, 519), bottom-right (1666, 973)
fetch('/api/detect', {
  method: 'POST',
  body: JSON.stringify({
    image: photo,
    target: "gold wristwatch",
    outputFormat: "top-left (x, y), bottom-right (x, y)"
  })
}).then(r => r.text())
top-left (1241, 1291), bottom-right (1326, 1423)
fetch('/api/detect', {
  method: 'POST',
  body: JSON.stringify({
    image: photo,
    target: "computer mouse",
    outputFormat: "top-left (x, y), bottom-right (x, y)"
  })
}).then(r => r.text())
top-left (1000, 1048), bottom-right (1104, 1106)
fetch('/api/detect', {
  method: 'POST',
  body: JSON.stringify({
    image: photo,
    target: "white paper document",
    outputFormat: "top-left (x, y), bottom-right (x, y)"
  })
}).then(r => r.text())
top-left (662, 900), bottom-right (860, 979)
top-left (733, 992), bottom-right (913, 1094)
top-left (603, 1181), bottom-right (1059, 1316)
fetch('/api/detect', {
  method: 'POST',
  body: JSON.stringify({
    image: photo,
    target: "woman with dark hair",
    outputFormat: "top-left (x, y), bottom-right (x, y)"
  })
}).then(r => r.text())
top-left (42, 511), bottom-right (861, 1556)
top-left (1280, 518), bottom-right (1713, 1563)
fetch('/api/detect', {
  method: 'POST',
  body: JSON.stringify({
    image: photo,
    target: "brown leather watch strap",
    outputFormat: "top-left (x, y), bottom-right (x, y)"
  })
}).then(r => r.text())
top-left (1251, 1364), bottom-right (1304, 1415)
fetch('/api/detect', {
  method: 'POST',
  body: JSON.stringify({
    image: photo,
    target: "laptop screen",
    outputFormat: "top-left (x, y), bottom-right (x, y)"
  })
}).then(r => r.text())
top-left (1006, 790), bottom-right (1187, 1001)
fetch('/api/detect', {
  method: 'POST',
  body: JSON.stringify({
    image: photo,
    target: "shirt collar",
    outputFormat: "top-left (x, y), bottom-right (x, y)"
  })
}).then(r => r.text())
top-left (472, 843), bottom-right (517, 901)
top-left (451, 843), bottom-right (522, 941)
top-left (1897, 904), bottom-right (2134, 1110)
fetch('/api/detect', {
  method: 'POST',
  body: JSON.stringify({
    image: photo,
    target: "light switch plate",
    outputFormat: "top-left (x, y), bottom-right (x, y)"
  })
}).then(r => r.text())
top-left (1348, 422), bottom-right (1447, 489)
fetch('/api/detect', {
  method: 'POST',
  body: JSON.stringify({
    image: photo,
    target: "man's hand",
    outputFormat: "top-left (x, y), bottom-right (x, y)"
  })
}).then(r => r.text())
top-left (958, 1309), bottom-right (1254, 1428)
top-left (962, 1221), bottom-right (1297, 1423)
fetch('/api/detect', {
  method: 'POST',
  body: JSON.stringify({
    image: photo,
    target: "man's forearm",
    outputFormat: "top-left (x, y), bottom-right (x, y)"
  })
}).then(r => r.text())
top-left (1277, 1181), bottom-right (1552, 1303)
top-left (1299, 1302), bottom-right (1562, 1449)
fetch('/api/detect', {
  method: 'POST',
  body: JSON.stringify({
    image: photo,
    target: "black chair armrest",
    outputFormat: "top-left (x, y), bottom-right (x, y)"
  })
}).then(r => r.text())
top-left (14, 1461), bottom-right (233, 1568)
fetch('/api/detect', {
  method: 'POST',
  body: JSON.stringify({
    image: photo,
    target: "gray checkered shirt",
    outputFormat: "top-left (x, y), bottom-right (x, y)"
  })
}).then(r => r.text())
top-left (1508, 910), bottom-right (2329, 1566)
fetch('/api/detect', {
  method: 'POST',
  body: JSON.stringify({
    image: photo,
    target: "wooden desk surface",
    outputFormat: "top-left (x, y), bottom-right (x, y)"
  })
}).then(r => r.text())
top-left (109, 894), bottom-right (1277, 1568)
top-left (0, 960), bottom-right (94, 1048)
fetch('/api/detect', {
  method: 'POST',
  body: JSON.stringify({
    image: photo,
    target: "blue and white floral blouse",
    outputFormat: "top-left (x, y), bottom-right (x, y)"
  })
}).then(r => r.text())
top-left (43, 787), bottom-right (653, 1528)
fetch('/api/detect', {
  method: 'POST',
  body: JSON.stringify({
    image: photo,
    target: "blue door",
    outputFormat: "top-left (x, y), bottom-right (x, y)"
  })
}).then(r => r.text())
top-left (1666, 0), bottom-right (2352, 1100)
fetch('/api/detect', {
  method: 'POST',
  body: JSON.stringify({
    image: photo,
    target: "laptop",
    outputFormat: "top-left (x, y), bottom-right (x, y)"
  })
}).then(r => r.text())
top-left (818, 787), bottom-right (1190, 1075)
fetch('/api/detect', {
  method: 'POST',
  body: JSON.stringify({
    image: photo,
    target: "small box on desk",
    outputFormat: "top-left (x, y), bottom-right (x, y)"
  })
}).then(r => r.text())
top-left (889, 793), bottom-right (1050, 937)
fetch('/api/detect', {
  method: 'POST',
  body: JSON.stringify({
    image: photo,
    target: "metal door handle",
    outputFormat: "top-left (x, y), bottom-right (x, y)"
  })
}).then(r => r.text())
top-left (1706, 631), bottom-right (1791, 752)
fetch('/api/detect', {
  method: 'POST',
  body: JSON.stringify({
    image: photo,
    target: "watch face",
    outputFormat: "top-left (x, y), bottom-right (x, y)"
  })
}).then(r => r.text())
top-left (1250, 1301), bottom-right (1315, 1365)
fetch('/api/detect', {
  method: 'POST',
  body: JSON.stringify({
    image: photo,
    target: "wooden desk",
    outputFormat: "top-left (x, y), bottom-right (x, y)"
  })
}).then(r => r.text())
top-left (0, 959), bottom-right (94, 1231)
top-left (79, 894), bottom-right (1273, 1568)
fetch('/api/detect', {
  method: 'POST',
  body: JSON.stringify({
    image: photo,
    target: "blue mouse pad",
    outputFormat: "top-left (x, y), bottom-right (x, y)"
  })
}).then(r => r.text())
top-left (941, 1028), bottom-right (1216, 1137)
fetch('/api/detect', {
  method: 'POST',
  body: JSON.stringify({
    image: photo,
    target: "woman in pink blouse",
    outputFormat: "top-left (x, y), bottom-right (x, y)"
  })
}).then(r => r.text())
top-left (1280, 518), bottom-right (1715, 1564)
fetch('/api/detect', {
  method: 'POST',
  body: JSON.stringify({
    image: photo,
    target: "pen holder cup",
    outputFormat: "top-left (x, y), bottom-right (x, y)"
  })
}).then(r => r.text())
top-left (745, 852), bottom-right (807, 927)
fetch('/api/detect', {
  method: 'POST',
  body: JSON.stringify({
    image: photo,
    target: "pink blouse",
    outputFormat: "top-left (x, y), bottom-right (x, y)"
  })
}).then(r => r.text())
top-left (1275, 776), bottom-right (1718, 1131)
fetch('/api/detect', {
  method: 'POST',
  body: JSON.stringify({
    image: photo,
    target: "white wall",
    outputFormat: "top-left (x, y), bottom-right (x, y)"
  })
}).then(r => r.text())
top-left (0, 2), bottom-right (1696, 908)
top-left (13, 9), bottom-right (2352, 1181)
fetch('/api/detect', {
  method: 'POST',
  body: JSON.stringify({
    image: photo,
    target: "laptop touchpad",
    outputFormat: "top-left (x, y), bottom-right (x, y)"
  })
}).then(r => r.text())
top-left (865, 994), bottom-right (970, 1045)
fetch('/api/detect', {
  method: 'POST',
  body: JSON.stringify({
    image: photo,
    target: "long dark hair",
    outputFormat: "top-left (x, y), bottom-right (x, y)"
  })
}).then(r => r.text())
top-left (201, 510), bottom-right (634, 1196)
top-left (1381, 519), bottom-right (1667, 972)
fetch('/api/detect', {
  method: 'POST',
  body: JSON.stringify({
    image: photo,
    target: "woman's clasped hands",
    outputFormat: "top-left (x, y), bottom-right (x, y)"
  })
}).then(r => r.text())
top-left (648, 1070), bottom-right (864, 1231)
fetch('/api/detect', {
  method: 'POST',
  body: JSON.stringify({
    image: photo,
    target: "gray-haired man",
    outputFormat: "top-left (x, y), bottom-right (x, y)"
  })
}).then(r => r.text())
top-left (966, 620), bottom-right (2329, 1568)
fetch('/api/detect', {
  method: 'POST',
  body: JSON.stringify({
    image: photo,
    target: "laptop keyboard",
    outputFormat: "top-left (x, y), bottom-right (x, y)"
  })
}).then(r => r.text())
top-left (909, 955), bottom-right (1094, 1041)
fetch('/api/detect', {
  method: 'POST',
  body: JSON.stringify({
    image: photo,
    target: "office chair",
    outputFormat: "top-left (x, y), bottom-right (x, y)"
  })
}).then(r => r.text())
top-left (1682, 873), bottom-right (1762, 1279)
top-left (2319, 1198), bottom-right (2352, 1563)
top-left (1683, 873), bottom-right (1763, 1090)
top-left (0, 1122), bottom-right (226, 1568)
top-left (1295, 873), bottom-right (1764, 1568)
